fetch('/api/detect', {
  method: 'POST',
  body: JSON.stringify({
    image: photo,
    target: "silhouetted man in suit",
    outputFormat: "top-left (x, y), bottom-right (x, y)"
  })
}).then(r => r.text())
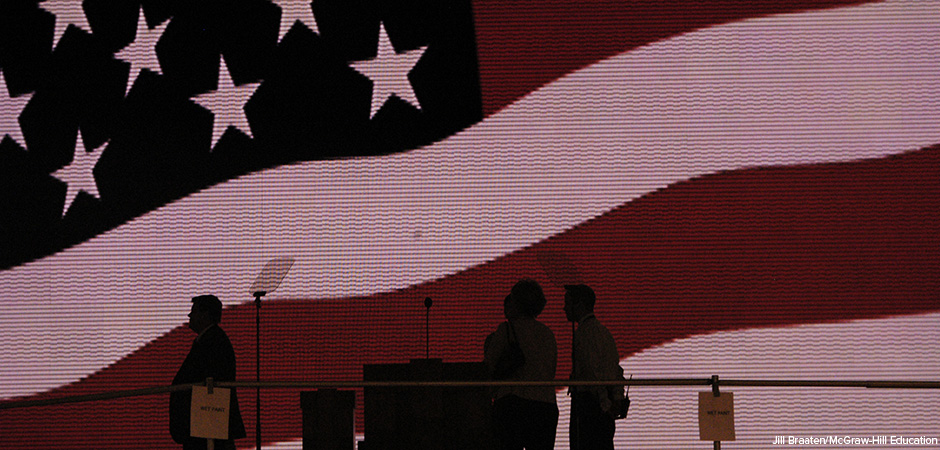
top-left (565, 284), bottom-right (625, 450)
top-left (170, 295), bottom-right (246, 450)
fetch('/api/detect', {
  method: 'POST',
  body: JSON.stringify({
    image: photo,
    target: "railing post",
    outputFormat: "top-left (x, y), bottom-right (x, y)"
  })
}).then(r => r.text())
top-left (205, 378), bottom-right (215, 450)
top-left (711, 375), bottom-right (720, 450)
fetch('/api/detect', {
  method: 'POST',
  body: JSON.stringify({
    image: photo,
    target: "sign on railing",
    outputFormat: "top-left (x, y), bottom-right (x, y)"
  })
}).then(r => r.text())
top-left (699, 391), bottom-right (735, 442)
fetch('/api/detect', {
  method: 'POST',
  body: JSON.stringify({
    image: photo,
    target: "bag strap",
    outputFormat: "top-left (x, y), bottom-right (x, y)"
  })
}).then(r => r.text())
top-left (506, 320), bottom-right (519, 344)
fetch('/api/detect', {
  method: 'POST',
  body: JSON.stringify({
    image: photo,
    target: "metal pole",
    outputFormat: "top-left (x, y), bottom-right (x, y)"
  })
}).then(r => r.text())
top-left (712, 375), bottom-right (720, 450)
top-left (424, 297), bottom-right (432, 359)
top-left (254, 291), bottom-right (264, 450)
top-left (207, 377), bottom-right (215, 450)
top-left (572, 321), bottom-right (579, 450)
top-left (3, 378), bottom-right (940, 411)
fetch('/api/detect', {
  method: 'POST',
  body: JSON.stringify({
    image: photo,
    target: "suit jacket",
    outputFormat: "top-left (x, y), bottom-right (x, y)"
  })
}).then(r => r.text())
top-left (169, 324), bottom-right (246, 444)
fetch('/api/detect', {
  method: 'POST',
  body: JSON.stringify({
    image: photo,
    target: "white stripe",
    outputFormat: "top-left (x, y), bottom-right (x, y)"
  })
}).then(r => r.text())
top-left (1, 0), bottom-right (938, 398)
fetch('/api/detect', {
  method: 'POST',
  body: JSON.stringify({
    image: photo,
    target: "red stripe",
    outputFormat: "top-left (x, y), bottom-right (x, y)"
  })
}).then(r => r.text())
top-left (3, 145), bottom-right (937, 448)
top-left (471, 0), bottom-right (874, 116)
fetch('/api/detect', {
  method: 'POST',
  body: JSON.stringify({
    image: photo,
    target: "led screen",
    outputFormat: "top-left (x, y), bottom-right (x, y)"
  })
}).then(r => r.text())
top-left (1, 0), bottom-right (939, 448)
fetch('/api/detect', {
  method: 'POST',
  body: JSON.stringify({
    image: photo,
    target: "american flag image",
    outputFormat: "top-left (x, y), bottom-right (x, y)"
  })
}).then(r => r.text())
top-left (1, 0), bottom-right (939, 448)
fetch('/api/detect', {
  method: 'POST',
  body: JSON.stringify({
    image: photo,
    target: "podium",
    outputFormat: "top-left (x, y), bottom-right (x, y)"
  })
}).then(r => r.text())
top-left (360, 359), bottom-right (496, 450)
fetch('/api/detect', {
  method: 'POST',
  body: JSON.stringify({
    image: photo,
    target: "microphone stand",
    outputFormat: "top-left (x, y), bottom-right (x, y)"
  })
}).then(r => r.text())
top-left (253, 290), bottom-right (266, 450)
top-left (572, 320), bottom-right (579, 445)
top-left (424, 297), bottom-right (432, 359)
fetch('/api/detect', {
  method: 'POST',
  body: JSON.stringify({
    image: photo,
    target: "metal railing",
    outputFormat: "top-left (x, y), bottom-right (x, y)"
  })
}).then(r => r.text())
top-left (3, 377), bottom-right (939, 410)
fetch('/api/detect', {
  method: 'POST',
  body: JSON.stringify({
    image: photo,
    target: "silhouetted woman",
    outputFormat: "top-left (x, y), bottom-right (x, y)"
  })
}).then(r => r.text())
top-left (484, 279), bottom-right (558, 450)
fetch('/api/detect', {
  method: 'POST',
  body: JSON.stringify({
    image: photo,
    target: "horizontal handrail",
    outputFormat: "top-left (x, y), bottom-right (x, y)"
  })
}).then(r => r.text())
top-left (2, 378), bottom-right (938, 411)
top-left (0, 383), bottom-right (197, 410)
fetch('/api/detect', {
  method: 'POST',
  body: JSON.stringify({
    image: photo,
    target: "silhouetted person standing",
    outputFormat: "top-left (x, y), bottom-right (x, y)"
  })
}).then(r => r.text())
top-left (170, 295), bottom-right (246, 450)
top-left (484, 279), bottom-right (559, 450)
top-left (565, 284), bottom-right (624, 450)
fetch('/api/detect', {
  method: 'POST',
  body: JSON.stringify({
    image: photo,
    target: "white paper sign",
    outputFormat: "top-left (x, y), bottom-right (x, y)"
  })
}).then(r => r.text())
top-left (698, 391), bottom-right (735, 441)
top-left (191, 386), bottom-right (231, 440)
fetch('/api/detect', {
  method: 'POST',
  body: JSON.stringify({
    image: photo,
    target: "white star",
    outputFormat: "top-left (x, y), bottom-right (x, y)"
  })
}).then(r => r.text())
top-left (0, 70), bottom-right (33, 150)
top-left (115, 7), bottom-right (169, 96)
top-left (51, 130), bottom-right (106, 218)
top-left (192, 57), bottom-right (260, 150)
top-left (271, 0), bottom-right (318, 43)
top-left (351, 22), bottom-right (427, 119)
top-left (39, 0), bottom-right (93, 50)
